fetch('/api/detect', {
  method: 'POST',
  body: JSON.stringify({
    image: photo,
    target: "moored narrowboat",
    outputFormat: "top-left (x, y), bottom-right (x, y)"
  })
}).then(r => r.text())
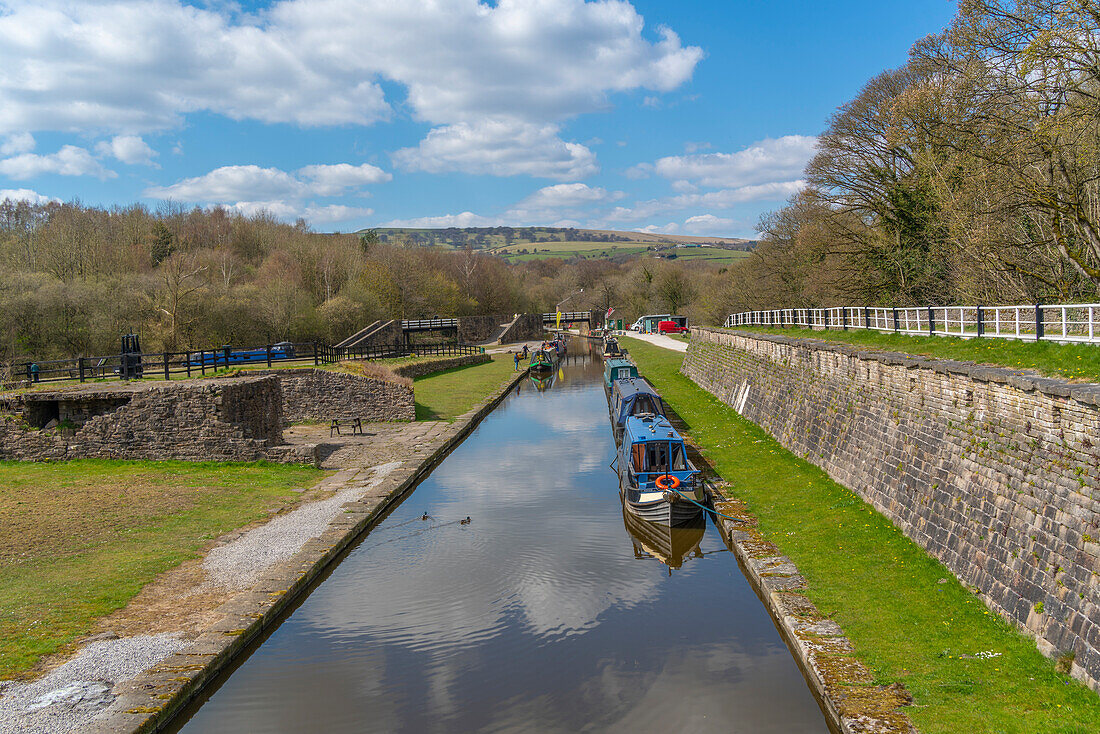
top-left (608, 377), bottom-right (664, 443)
top-left (603, 356), bottom-right (638, 390)
top-left (616, 414), bottom-right (704, 526)
top-left (603, 337), bottom-right (622, 358)
top-left (529, 348), bottom-right (556, 372)
top-left (620, 499), bottom-right (705, 570)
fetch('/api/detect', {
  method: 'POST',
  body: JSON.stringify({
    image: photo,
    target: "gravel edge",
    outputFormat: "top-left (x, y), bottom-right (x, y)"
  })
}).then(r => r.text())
top-left (84, 366), bottom-right (529, 734)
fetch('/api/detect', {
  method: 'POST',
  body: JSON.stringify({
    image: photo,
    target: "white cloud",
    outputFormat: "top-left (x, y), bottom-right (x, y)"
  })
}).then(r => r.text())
top-left (146, 162), bottom-right (390, 202)
top-left (303, 204), bottom-right (374, 223)
top-left (650, 135), bottom-right (817, 188)
top-left (515, 183), bottom-right (621, 210)
top-left (0, 145), bottom-right (115, 180)
top-left (635, 222), bottom-right (678, 234)
top-left (382, 211), bottom-right (503, 228)
top-left (146, 165), bottom-right (304, 202)
top-left (95, 135), bottom-right (158, 166)
top-left (0, 133), bottom-right (34, 155)
top-left (683, 213), bottom-right (734, 234)
top-left (0, 188), bottom-right (57, 205)
top-left (393, 119), bottom-right (598, 180)
top-left (606, 180), bottom-right (806, 222)
top-left (298, 163), bottom-right (391, 196)
top-left (0, 0), bottom-right (702, 186)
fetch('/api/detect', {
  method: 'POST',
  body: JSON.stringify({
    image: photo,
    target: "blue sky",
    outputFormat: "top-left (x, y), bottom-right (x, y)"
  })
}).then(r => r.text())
top-left (0, 0), bottom-right (957, 238)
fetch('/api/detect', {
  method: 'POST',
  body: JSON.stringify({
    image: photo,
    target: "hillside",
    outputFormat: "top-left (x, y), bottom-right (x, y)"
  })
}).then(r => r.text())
top-left (363, 226), bottom-right (754, 263)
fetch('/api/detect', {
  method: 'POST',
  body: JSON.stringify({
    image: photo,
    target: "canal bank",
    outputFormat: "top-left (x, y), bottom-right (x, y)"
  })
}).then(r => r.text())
top-left (161, 341), bottom-right (831, 733)
top-left (74, 364), bottom-right (532, 734)
top-left (622, 336), bottom-right (1100, 733)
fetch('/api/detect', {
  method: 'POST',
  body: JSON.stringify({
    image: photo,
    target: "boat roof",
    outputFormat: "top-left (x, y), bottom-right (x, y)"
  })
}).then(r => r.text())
top-left (624, 413), bottom-right (681, 443)
top-left (605, 356), bottom-right (635, 369)
top-left (612, 377), bottom-right (658, 400)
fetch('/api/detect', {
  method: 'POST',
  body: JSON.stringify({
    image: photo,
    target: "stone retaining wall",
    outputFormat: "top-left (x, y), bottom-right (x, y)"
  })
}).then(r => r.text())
top-left (0, 377), bottom-right (313, 464)
top-left (256, 368), bottom-right (414, 422)
top-left (392, 354), bottom-right (490, 379)
top-left (682, 326), bottom-right (1100, 690)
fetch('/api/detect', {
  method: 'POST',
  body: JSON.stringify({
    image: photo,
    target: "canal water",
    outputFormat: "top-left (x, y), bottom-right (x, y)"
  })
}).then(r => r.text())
top-left (174, 343), bottom-right (828, 733)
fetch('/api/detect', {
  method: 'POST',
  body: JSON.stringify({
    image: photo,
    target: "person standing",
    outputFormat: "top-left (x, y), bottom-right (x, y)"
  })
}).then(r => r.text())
top-left (513, 351), bottom-right (520, 371)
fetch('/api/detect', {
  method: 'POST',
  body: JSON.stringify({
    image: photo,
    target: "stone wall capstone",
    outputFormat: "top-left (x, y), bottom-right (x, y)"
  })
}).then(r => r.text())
top-left (681, 326), bottom-right (1100, 691)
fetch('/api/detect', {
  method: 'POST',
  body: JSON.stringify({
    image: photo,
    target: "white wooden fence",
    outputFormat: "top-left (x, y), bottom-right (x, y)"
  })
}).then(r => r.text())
top-left (724, 304), bottom-right (1100, 343)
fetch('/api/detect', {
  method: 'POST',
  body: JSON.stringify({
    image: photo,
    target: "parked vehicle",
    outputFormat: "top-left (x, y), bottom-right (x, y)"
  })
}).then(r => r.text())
top-left (630, 314), bottom-right (671, 333)
top-left (657, 319), bottom-right (689, 334)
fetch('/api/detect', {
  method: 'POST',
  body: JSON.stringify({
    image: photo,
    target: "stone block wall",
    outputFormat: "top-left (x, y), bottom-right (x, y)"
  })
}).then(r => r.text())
top-left (681, 327), bottom-right (1100, 690)
top-left (458, 314), bottom-right (509, 343)
top-left (0, 376), bottom-right (315, 464)
top-left (392, 354), bottom-right (490, 379)
top-left (259, 368), bottom-right (414, 422)
top-left (498, 314), bottom-right (543, 344)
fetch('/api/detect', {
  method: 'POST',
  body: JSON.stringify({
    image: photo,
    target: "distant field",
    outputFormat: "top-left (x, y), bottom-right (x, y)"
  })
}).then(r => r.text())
top-left (489, 241), bottom-right (748, 263)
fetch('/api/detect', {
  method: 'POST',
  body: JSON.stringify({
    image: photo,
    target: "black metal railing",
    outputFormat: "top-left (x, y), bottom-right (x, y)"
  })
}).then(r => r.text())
top-left (2, 340), bottom-right (485, 389)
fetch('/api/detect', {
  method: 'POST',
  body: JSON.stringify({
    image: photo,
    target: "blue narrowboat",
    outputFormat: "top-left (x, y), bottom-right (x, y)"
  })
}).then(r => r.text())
top-left (616, 413), bottom-right (704, 526)
top-left (608, 377), bottom-right (664, 443)
top-left (603, 356), bottom-right (638, 390)
top-left (188, 341), bottom-right (295, 367)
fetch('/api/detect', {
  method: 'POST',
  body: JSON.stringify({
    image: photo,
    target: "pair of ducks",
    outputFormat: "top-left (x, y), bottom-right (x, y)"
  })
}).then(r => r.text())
top-left (420, 512), bottom-right (471, 525)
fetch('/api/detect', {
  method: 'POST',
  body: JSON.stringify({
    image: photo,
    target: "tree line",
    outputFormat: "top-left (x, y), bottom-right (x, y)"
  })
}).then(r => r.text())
top-left (0, 202), bottom-right (728, 364)
top-left (720, 0), bottom-right (1100, 314)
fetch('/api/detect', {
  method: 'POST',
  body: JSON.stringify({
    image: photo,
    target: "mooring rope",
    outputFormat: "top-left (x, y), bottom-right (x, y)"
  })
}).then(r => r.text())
top-left (671, 485), bottom-right (744, 523)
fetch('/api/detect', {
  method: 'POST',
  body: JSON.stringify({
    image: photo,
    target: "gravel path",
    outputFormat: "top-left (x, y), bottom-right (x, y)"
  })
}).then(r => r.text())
top-left (0, 634), bottom-right (184, 734)
top-left (203, 461), bottom-right (402, 588)
top-left (624, 331), bottom-right (689, 352)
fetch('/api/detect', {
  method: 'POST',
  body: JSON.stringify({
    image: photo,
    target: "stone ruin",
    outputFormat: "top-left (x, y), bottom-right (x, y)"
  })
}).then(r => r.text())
top-left (0, 368), bottom-right (416, 466)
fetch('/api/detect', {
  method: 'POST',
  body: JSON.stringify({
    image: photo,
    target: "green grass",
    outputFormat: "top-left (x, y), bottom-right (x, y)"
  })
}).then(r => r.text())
top-left (622, 335), bottom-right (1100, 734)
top-left (731, 326), bottom-right (1100, 383)
top-left (0, 459), bottom-right (326, 678)
top-left (412, 353), bottom-right (519, 421)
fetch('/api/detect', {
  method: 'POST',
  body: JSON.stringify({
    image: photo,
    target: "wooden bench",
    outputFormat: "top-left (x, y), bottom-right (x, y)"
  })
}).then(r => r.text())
top-left (330, 417), bottom-right (364, 436)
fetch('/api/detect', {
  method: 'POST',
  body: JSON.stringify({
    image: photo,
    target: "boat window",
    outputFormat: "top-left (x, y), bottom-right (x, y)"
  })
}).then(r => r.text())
top-left (631, 395), bottom-right (661, 416)
top-left (631, 443), bottom-right (645, 472)
top-left (669, 443), bottom-right (686, 470)
top-left (644, 442), bottom-right (668, 471)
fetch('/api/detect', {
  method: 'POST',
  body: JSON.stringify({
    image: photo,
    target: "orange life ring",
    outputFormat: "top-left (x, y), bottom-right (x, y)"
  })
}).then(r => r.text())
top-left (654, 474), bottom-right (680, 490)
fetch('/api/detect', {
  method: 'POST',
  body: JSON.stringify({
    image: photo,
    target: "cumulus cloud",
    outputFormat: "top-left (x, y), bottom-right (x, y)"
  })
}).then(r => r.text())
top-left (0, 133), bottom-right (34, 155)
top-left (683, 213), bottom-right (734, 234)
top-left (0, 187), bottom-right (57, 204)
top-left (298, 163), bottom-right (391, 196)
top-left (382, 211), bottom-right (504, 228)
top-left (0, 145), bottom-right (115, 180)
top-left (606, 180), bottom-right (806, 222)
top-left (635, 222), bottom-right (678, 234)
top-left (650, 135), bottom-right (816, 188)
top-left (303, 204), bottom-right (374, 223)
top-left (0, 0), bottom-right (701, 179)
top-left (393, 119), bottom-right (598, 180)
top-left (145, 162), bottom-right (389, 225)
top-left (514, 183), bottom-right (621, 210)
top-left (146, 162), bottom-right (390, 201)
top-left (95, 135), bottom-right (158, 166)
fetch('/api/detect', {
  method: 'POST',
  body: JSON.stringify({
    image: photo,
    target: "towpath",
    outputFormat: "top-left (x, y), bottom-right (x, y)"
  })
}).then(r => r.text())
top-left (623, 331), bottom-right (688, 352)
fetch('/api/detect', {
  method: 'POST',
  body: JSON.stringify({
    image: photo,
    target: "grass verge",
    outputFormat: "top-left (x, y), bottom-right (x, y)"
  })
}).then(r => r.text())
top-left (413, 353), bottom-right (519, 421)
top-left (622, 335), bottom-right (1100, 734)
top-left (730, 326), bottom-right (1100, 383)
top-left (0, 459), bottom-right (325, 679)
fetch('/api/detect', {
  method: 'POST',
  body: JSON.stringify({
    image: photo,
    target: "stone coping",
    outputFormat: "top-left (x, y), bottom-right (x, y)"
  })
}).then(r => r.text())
top-left (6, 375), bottom-right (276, 402)
top-left (86, 367), bottom-right (531, 734)
top-left (709, 327), bottom-right (1100, 403)
top-left (702, 480), bottom-right (917, 734)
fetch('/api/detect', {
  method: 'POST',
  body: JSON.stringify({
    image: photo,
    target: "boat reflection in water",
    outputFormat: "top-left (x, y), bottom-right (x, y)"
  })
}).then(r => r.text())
top-left (528, 370), bottom-right (557, 392)
top-left (620, 494), bottom-right (705, 572)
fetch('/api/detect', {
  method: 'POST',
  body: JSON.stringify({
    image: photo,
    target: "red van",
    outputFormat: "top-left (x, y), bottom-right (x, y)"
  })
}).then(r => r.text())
top-left (658, 319), bottom-right (689, 334)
